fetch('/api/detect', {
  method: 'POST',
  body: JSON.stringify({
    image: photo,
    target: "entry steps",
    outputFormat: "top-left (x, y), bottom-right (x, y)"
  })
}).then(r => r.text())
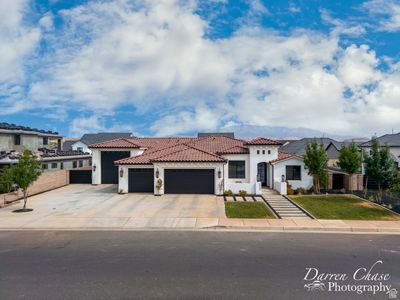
top-left (262, 189), bottom-right (312, 219)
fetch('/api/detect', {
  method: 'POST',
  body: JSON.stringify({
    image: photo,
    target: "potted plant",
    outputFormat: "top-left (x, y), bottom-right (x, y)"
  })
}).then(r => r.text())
top-left (155, 178), bottom-right (163, 196)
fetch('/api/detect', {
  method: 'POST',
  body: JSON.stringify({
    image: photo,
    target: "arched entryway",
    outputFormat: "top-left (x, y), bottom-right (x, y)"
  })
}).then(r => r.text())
top-left (257, 162), bottom-right (267, 186)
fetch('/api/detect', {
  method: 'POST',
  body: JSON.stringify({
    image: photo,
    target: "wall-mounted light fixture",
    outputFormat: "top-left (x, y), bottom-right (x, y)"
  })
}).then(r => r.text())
top-left (218, 169), bottom-right (222, 179)
top-left (120, 168), bottom-right (124, 178)
top-left (155, 168), bottom-right (160, 178)
top-left (281, 174), bottom-right (285, 182)
top-left (93, 165), bottom-right (96, 172)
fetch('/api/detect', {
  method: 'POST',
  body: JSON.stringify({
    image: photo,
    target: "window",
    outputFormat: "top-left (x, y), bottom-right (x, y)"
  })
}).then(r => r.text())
top-left (43, 137), bottom-right (48, 145)
top-left (42, 164), bottom-right (48, 170)
top-left (257, 150), bottom-right (260, 154)
top-left (77, 147), bottom-right (83, 152)
top-left (60, 162), bottom-right (64, 170)
top-left (73, 161), bottom-right (77, 168)
top-left (228, 160), bottom-right (246, 178)
top-left (14, 135), bottom-right (21, 145)
top-left (79, 160), bottom-right (83, 167)
top-left (262, 150), bottom-right (265, 154)
top-left (268, 150), bottom-right (271, 155)
top-left (286, 165), bottom-right (301, 180)
top-left (89, 159), bottom-right (92, 166)
top-left (51, 163), bottom-right (58, 169)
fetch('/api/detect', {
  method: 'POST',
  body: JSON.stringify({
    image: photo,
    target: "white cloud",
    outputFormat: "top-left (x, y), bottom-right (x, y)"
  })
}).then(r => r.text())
top-left (363, 0), bottom-right (400, 32)
top-left (1, 0), bottom-right (400, 137)
top-left (150, 106), bottom-right (220, 136)
top-left (288, 3), bottom-right (301, 13)
top-left (337, 44), bottom-right (380, 88)
top-left (69, 115), bottom-right (135, 137)
top-left (320, 8), bottom-right (366, 37)
top-left (0, 0), bottom-right (40, 113)
top-left (39, 12), bottom-right (54, 31)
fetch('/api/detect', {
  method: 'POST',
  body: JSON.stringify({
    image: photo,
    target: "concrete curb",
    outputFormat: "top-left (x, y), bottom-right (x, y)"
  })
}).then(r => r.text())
top-left (0, 225), bottom-right (399, 234)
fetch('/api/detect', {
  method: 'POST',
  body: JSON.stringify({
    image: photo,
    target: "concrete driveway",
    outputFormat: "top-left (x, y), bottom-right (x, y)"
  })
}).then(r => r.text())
top-left (0, 184), bottom-right (226, 229)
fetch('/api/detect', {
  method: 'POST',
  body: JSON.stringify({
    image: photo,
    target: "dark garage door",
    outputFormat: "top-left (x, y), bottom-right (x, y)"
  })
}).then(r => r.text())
top-left (101, 151), bottom-right (131, 184)
top-left (332, 174), bottom-right (345, 190)
top-left (70, 170), bottom-right (92, 184)
top-left (129, 168), bottom-right (154, 193)
top-left (164, 169), bottom-right (214, 194)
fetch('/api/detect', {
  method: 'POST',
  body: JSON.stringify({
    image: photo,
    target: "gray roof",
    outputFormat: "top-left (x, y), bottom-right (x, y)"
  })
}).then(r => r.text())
top-left (62, 140), bottom-right (77, 151)
top-left (80, 132), bottom-right (132, 146)
top-left (280, 138), bottom-right (338, 155)
top-left (360, 133), bottom-right (400, 147)
top-left (0, 122), bottom-right (59, 136)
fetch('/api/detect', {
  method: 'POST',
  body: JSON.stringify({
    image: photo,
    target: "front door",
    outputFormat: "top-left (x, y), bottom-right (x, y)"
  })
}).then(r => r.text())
top-left (257, 162), bottom-right (267, 186)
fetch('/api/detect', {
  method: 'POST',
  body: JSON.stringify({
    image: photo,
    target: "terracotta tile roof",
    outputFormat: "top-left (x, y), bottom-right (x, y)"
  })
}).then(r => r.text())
top-left (186, 135), bottom-right (246, 154)
top-left (116, 144), bottom-right (226, 165)
top-left (90, 138), bottom-right (141, 148)
top-left (116, 144), bottom-right (189, 165)
top-left (151, 146), bottom-right (226, 163)
top-left (270, 151), bottom-right (303, 164)
top-left (217, 145), bottom-right (249, 154)
top-left (98, 135), bottom-right (284, 165)
top-left (245, 137), bottom-right (283, 145)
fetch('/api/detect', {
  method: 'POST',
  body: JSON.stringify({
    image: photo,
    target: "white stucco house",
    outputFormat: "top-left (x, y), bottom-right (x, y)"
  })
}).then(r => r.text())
top-left (89, 135), bottom-right (313, 195)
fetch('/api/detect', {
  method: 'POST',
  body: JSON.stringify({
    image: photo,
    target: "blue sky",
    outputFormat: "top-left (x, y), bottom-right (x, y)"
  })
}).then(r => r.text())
top-left (0, 0), bottom-right (399, 138)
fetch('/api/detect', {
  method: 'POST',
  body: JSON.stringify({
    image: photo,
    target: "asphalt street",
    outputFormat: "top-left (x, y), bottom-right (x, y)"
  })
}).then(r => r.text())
top-left (0, 231), bottom-right (399, 299)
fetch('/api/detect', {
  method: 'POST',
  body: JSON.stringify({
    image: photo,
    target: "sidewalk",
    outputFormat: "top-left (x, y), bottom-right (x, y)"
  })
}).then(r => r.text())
top-left (1, 216), bottom-right (400, 233)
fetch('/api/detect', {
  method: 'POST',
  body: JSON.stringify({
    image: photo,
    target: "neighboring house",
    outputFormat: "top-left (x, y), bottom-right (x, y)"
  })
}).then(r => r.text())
top-left (0, 122), bottom-right (62, 153)
top-left (89, 135), bottom-right (314, 195)
top-left (0, 123), bottom-right (91, 172)
top-left (281, 138), bottom-right (340, 166)
top-left (63, 132), bottom-right (132, 154)
top-left (360, 133), bottom-right (400, 170)
top-left (281, 138), bottom-right (364, 191)
top-left (41, 151), bottom-right (92, 172)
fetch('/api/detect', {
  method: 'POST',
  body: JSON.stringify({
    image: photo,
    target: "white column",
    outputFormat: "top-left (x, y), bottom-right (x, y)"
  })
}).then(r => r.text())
top-left (92, 149), bottom-right (101, 184)
top-left (118, 166), bottom-right (128, 193)
top-left (154, 165), bottom-right (164, 195)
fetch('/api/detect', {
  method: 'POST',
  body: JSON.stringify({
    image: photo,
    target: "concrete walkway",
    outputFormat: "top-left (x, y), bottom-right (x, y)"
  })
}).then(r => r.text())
top-left (262, 189), bottom-right (311, 219)
top-left (0, 215), bottom-right (400, 233)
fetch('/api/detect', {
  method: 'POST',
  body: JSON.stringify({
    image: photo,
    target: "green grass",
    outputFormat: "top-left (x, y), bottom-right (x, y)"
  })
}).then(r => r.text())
top-left (290, 195), bottom-right (400, 220)
top-left (225, 202), bottom-right (275, 219)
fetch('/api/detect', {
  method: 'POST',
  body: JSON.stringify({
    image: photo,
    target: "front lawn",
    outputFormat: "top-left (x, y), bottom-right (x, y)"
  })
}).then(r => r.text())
top-left (290, 195), bottom-right (400, 220)
top-left (225, 202), bottom-right (275, 219)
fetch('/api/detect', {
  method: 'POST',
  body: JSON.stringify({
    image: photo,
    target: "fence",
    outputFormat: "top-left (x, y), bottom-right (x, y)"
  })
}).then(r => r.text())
top-left (353, 190), bottom-right (400, 208)
top-left (0, 170), bottom-right (70, 207)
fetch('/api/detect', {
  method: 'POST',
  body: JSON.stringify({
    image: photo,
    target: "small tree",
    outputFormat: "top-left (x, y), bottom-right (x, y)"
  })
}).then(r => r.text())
top-left (0, 166), bottom-right (15, 194)
top-left (364, 140), bottom-right (397, 194)
top-left (12, 150), bottom-right (43, 212)
top-left (303, 139), bottom-right (328, 193)
top-left (338, 142), bottom-right (362, 192)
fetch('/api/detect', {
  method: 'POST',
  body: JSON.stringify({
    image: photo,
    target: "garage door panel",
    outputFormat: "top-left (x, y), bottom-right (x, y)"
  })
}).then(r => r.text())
top-left (165, 169), bottom-right (214, 194)
top-left (101, 151), bottom-right (131, 184)
top-left (129, 168), bottom-right (154, 193)
top-left (70, 170), bottom-right (92, 184)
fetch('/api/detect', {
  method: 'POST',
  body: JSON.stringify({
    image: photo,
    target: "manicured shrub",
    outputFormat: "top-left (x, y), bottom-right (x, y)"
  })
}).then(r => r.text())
top-left (299, 187), bottom-right (308, 195)
top-left (224, 189), bottom-right (233, 196)
top-left (287, 185), bottom-right (294, 195)
top-left (238, 190), bottom-right (247, 196)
